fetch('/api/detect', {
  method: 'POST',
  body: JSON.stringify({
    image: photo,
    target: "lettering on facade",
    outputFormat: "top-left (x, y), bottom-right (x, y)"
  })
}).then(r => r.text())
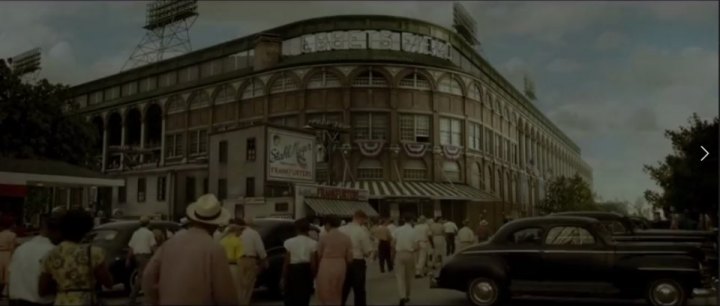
top-left (284, 30), bottom-right (451, 60)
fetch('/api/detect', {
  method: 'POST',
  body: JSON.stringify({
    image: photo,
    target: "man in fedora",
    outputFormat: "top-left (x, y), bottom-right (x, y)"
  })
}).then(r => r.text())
top-left (142, 194), bottom-right (237, 306)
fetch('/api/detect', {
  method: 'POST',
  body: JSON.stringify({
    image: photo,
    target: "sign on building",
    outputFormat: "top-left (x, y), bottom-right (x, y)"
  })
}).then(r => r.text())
top-left (267, 128), bottom-right (316, 183)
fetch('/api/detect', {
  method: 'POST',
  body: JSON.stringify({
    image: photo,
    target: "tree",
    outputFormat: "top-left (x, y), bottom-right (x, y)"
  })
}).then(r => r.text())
top-left (538, 174), bottom-right (596, 214)
top-left (643, 114), bottom-right (718, 224)
top-left (0, 59), bottom-right (97, 165)
top-left (596, 200), bottom-right (629, 215)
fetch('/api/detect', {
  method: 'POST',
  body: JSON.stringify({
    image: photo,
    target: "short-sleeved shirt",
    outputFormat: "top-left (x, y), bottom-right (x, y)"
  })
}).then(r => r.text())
top-left (128, 227), bottom-right (156, 255)
top-left (339, 223), bottom-right (373, 259)
top-left (283, 235), bottom-right (318, 264)
top-left (219, 234), bottom-right (243, 263)
top-left (42, 242), bottom-right (106, 306)
top-left (392, 224), bottom-right (418, 252)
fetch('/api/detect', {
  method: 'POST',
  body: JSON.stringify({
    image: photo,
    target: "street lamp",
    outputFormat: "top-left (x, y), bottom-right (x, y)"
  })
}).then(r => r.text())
top-left (304, 119), bottom-right (350, 185)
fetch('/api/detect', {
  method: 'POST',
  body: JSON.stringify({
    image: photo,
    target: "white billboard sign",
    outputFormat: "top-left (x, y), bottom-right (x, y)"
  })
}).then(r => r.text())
top-left (267, 128), bottom-right (315, 183)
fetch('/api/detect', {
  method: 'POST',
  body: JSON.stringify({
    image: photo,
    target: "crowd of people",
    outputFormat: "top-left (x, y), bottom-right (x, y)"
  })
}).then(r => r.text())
top-left (0, 192), bottom-right (496, 306)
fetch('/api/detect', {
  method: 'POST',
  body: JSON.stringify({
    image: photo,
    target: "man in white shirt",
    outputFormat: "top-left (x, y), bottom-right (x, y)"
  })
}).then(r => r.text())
top-left (237, 219), bottom-right (267, 306)
top-left (391, 215), bottom-right (418, 306)
top-left (339, 210), bottom-right (373, 306)
top-left (443, 219), bottom-right (459, 255)
top-left (127, 216), bottom-right (157, 305)
top-left (429, 216), bottom-right (446, 270)
top-left (8, 215), bottom-right (60, 306)
top-left (457, 219), bottom-right (476, 251)
top-left (412, 216), bottom-right (432, 278)
top-left (281, 219), bottom-right (318, 306)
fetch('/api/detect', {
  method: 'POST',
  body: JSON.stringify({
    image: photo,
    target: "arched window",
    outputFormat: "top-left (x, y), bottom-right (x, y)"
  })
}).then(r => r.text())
top-left (188, 91), bottom-right (210, 109)
top-left (269, 72), bottom-right (298, 94)
top-left (403, 159), bottom-right (428, 181)
top-left (468, 83), bottom-right (481, 101)
top-left (241, 78), bottom-right (265, 99)
top-left (214, 84), bottom-right (236, 105)
top-left (352, 70), bottom-right (388, 87)
top-left (443, 161), bottom-right (461, 183)
top-left (357, 159), bottom-right (383, 180)
top-left (399, 72), bottom-right (431, 90)
top-left (166, 96), bottom-right (185, 114)
top-left (307, 70), bottom-right (341, 89)
top-left (437, 77), bottom-right (462, 95)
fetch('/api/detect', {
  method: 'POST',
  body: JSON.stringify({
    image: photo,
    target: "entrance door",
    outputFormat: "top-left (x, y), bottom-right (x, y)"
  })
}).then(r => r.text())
top-left (399, 202), bottom-right (417, 219)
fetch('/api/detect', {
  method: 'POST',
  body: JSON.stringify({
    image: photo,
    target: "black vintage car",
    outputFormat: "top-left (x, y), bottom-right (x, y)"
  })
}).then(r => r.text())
top-left (85, 220), bottom-right (181, 293)
top-left (252, 218), bottom-right (320, 298)
top-left (553, 211), bottom-right (718, 277)
top-left (431, 216), bottom-right (714, 306)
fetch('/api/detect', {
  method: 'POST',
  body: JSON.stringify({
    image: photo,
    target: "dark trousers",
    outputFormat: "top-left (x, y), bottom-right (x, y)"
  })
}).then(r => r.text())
top-left (378, 240), bottom-right (393, 273)
top-left (128, 253), bottom-right (152, 304)
top-left (342, 259), bottom-right (367, 306)
top-left (284, 263), bottom-right (314, 306)
top-left (8, 300), bottom-right (52, 306)
top-left (445, 233), bottom-right (456, 255)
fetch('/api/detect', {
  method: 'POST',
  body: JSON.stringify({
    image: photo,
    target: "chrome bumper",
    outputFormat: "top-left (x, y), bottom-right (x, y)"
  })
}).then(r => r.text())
top-left (692, 287), bottom-right (715, 297)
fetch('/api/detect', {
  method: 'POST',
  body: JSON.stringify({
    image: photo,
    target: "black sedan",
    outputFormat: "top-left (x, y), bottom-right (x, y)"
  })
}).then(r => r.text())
top-left (431, 216), bottom-right (714, 306)
top-left (85, 220), bottom-right (181, 293)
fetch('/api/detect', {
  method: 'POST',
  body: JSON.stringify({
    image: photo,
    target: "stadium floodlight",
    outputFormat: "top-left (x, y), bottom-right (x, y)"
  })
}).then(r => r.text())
top-left (10, 47), bottom-right (41, 76)
top-left (122, 0), bottom-right (199, 71)
top-left (145, 0), bottom-right (198, 30)
top-left (453, 2), bottom-right (479, 46)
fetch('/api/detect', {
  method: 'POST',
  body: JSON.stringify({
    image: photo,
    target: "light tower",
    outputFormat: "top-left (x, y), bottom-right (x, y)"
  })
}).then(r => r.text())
top-left (9, 47), bottom-right (41, 83)
top-left (121, 0), bottom-right (199, 71)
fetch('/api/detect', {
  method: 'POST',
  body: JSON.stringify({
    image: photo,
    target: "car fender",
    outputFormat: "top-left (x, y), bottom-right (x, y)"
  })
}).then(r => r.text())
top-left (439, 254), bottom-right (509, 291)
top-left (615, 255), bottom-right (702, 290)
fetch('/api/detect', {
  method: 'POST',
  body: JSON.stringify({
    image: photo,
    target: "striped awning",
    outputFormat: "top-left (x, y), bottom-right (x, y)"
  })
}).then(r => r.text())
top-left (328, 181), bottom-right (499, 202)
top-left (305, 198), bottom-right (379, 218)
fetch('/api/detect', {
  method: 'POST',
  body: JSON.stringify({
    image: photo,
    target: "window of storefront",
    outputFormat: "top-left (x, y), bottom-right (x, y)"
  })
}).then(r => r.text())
top-left (468, 122), bottom-right (482, 151)
top-left (403, 159), bottom-right (428, 181)
top-left (118, 186), bottom-right (126, 204)
top-left (443, 161), bottom-right (461, 182)
top-left (399, 72), bottom-right (431, 90)
top-left (246, 177), bottom-right (255, 197)
top-left (357, 159), bottom-right (383, 180)
top-left (352, 70), bottom-right (388, 87)
top-left (165, 133), bottom-right (184, 158)
top-left (246, 138), bottom-right (256, 161)
top-left (219, 141), bottom-right (228, 164)
top-left (437, 76), bottom-right (463, 95)
top-left (352, 112), bottom-right (388, 141)
top-left (186, 177), bottom-right (196, 204)
top-left (218, 179), bottom-right (227, 199)
top-left (188, 129), bottom-right (208, 155)
top-left (440, 117), bottom-right (462, 146)
top-left (399, 114), bottom-right (430, 143)
top-left (137, 178), bottom-right (146, 203)
top-left (307, 70), bottom-right (341, 89)
top-left (269, 72), bottom-right (298, 94)
top-left (157, 177), bottom-right (166, 201)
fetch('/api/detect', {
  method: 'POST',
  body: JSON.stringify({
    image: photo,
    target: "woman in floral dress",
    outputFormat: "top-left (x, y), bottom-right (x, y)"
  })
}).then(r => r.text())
top-left (39, 209), bottom-right (114, 306)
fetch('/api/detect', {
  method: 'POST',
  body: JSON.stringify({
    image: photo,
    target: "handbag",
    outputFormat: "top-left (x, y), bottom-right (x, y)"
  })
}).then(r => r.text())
top-left (85, 244), bottom-right (107, 306)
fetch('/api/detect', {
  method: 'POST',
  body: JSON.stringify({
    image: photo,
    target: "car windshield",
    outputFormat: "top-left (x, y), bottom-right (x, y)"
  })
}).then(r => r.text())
top-left (84, 229), bottom-right (120, 244)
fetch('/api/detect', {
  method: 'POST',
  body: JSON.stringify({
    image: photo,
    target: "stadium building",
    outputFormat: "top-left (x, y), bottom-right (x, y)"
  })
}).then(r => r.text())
top-left (69, 15), bottom-right (593, 224)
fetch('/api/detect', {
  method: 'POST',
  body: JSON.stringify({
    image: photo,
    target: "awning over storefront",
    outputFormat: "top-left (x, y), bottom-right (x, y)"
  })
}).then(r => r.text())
top-left (305, 198), bottom-right (379, 218)
top-left (329, 181), bottom-right (498, 202)
top-left (0, 158), bottom-right (124, 187)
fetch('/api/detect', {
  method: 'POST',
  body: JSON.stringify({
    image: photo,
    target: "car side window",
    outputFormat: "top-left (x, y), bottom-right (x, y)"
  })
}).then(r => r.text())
top-left (603, 221), bottom-right (627, 234)
top-left (510, 228), bottom-right (544, 245)
top-left (545, 226), bottom-right (596, 246)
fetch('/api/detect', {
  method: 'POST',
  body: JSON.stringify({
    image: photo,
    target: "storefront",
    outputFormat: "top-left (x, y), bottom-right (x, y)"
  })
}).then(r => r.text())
top-left (295, 184), bottom-right (378, 220)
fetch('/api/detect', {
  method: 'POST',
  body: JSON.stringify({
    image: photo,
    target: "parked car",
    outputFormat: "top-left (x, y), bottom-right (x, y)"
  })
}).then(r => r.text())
top-left (553, 211), bottom-right (718, 279)
top-left (84, 220), bottom-right (181, 293)
top-left (252, 218), bottom-right (320, 298)
top-left (431, 216), bottom-right (714, 306)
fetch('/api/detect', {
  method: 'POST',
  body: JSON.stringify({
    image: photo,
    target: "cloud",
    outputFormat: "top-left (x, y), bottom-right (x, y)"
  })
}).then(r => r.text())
top-left (545, 58), bottom-right (581, 73)
top-left (594, 31), bottom-right (628, 50)
top-left (626, 107), bottom-right (659, 132)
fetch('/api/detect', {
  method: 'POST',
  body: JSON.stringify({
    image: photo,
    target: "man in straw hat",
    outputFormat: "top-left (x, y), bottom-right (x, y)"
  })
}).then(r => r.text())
top-left (127, 215), bottom-right (157, 305)
top-left (142, 194), bottom-right (237, 305)
top-left (237, 217), bottom-right (267, 305)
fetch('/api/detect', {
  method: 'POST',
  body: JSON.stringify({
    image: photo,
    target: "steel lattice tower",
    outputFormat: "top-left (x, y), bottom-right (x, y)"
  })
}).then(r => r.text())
top-left (121, 0), bottom-right (198, 71)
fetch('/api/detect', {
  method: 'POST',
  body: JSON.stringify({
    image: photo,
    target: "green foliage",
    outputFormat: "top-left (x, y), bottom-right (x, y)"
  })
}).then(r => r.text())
top-left (596, 201), bottom-right (629, 215)
top-left (538, 174), bottom-right (596, 214)
top-left (643, 114), bottom-right (719, 219)
top-left (0, 59), bottom-right (97, 165)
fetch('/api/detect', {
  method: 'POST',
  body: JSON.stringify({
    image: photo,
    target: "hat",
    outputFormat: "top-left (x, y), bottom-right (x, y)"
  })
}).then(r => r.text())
top-left (418, 215), bottom-right (427, 223)
top-left (186, 194), bottom-right (231, 226)
top-left (140, 216), bottom-right (151, 223)
top-left (180, 217), bottom-right (189, 225)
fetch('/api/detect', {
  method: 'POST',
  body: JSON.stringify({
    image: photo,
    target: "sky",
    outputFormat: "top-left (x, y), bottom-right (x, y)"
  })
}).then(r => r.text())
top-left (1, 1), bottom-right (717, 204)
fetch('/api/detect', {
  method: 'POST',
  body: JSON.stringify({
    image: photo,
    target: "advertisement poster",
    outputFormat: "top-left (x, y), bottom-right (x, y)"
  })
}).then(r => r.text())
top-left (267, 128), bottom-right (316, 183)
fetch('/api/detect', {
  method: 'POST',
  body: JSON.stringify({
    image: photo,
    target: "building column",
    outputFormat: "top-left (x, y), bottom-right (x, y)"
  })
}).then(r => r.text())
top-left (140, 119), bottom-right (146, 164)
top-left (120, 122), bottom-right (126, 170)
top-left (160, 115), bottom-right (166, 166)
top-left (101, 126), bottom-right (108, 172)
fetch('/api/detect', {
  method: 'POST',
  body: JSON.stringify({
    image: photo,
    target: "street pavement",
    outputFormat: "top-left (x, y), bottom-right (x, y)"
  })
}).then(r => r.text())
top-left (86, 260), bottom-right (717, 306)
